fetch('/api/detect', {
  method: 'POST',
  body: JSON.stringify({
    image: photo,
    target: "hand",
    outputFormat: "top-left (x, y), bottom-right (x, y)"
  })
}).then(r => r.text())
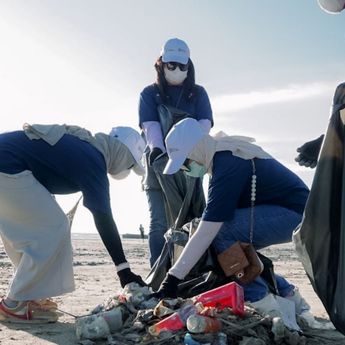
top-left (295, 135), bottom-right (324, 169)
top-left (117, 268), bottom-right (147, 288)
top-left (150, 274), bottom-right (182, 299)
top-left (149, 148), bottom-right (163, 166)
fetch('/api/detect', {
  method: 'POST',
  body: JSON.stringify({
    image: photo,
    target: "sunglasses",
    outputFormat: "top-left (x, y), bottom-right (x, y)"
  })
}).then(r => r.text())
top-left (165, 62), bottom-right (189, 72)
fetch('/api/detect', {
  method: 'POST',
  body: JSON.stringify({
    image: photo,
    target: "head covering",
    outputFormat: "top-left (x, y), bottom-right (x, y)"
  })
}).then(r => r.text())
top-left (23, 123), bottom-right (145, 176)
top-left (161, 38), bottom-right (190, 64)
top-left (163, 118), bottom-right (271, 175)
top-left (109, 126), bottom-right (145, 176)
top-left (164, 118), bottom-right (206, 174)
top-left (318, 0), bottom-right (345, 13)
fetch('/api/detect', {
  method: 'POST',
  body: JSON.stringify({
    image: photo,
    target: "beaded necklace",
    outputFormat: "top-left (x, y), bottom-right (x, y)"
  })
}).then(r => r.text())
top-left (250, 159), bottom-right (256, 244)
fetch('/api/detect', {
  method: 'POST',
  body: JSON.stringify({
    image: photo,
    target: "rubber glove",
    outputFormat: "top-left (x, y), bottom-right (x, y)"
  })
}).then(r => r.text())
top-left (295, 135), bottom-right (324, 169)
top-left (117, 268), bottom-right (147, 288)
top-left (149, 147), bottom-right (164, 166)
top-left (150, 274), bottom-right (182, 299)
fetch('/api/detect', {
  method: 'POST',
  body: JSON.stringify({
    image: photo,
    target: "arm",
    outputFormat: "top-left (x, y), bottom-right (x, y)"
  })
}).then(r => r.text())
top-left (295, 135), bottom-right (324, 169)
top-left (169, 220), bottom-right (223, 279)
top-left (92, 211), bottom-right (145, 287)
top-left (198, 119), bottom-right (212, 133)
top-left (152, 220), bottom-right (223, 298)
top-left (142, 121), bottom-right (165, 152)
top-left (142, 121), bottom-right (166, 166)
top-left (195, 86), bottom-right (214, 128)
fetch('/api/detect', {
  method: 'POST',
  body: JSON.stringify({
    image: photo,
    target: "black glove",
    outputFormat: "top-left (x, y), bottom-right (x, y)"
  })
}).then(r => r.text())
top-left (150, 274), bottom-right (182, 299)
top-left (149, 147), bottom-right (163, 166)
top-left (295, 135), bottom-right (324, 169)
top-left (117, 268), bottom-right (147, 288)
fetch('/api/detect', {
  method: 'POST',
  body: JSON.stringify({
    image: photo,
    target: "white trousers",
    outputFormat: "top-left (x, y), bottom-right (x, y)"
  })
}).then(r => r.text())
top-left (0, 171), bottom-right (75, 301)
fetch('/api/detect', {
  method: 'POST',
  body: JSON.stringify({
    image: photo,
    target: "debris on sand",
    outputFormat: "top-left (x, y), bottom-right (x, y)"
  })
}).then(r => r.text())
top-left (75, 282), bottom-right (345, 345)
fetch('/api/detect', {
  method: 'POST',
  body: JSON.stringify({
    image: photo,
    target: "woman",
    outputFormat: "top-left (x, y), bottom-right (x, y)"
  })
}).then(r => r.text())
top-left (155, 118), bottom-right (313, 319)
top-left (0, 124), bottom-right (146, 323)
top-left (138, 38), bottom-right (214, 266)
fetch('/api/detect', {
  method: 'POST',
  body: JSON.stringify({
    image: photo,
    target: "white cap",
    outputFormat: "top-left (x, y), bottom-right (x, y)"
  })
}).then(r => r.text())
top-left (318, 0), bottom-right (345, 13)
top-left (163, 118), bottom-right (206, 175)
top-left (109, 126), bottom-right (145, 175)
top-left (161, 38), bottom-right (190, 64)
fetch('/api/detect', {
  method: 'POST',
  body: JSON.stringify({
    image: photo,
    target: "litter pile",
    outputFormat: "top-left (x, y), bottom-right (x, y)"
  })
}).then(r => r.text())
top-left (75, 282), bottom-right (345, 345)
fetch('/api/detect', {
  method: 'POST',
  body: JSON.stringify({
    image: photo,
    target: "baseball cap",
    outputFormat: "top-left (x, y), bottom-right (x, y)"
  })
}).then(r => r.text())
top-left (163, 118), bottom-right (206, 175)
top-left (161, 38), bottom-right (190, 65)
top-left (318, 0), bottom-right (345, 13)
top-left (109, 126), bottom-right (145, 175)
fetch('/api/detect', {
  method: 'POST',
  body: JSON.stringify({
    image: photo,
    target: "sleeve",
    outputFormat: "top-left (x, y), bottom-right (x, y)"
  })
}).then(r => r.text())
top-left (142, 121), bottom-right (165, 151)
top-left (80, 166), bottom-right (112, 214)
top-left (139, 86), bottom-right (160, 127)
top-left (168, 220), bottom-right (223, 280)
top-left (198, 119), bottom-right (212, 133)
top-left (195, 86), bottom-right (213, 126)
top-left (202, 152), bottom-right (252, 222)
top-left (92, 210), bottom-right (128, 267)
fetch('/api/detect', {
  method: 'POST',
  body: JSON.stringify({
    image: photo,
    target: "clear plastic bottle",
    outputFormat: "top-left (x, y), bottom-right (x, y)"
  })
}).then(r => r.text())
top-left (186, 314), bottom-right (222, 333)
top-left (75, 307), bottom-right (123, 340)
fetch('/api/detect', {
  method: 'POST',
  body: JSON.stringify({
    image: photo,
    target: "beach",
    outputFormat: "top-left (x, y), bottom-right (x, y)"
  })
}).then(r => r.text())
top-left (0, 234), bottom-right (342, 344)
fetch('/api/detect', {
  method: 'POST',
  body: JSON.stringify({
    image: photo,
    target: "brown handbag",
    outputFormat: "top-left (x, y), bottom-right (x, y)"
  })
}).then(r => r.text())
top-left (217, 241), bottom-right (249, 278)
top-left (238, 243), bottom-right (264, 284)
top-left (217, 159), bottom-right (264, 284)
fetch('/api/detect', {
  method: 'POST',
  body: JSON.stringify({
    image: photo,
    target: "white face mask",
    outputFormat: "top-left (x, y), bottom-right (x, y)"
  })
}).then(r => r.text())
top-left (164, 66), bottom-right (188, 85)
top-left (111, 169), bottom-right (131, 180)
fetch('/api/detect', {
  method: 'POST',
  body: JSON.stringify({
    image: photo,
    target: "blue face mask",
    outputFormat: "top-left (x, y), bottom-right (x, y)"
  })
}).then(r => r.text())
top-left (184, 161), bottom-right (206, 178)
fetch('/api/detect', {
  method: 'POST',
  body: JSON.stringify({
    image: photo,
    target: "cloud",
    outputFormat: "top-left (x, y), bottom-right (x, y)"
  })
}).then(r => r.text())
top-left (212, 82), bottom-right (336, 113)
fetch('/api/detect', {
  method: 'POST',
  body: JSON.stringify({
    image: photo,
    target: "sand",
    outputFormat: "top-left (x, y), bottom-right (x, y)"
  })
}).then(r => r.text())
top-left (0, 234), bottom-right (343, 345)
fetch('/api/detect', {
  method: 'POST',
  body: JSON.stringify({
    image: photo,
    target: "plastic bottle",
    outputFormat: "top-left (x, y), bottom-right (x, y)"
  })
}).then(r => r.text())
top-left (75, 307), bottom-right (123, 340)
top-left (148, 303), bottom-right (199, 336)
top-left (192, 281), bottom-right (244, 316)
top-left (186, 314), bottom-right (222, 333)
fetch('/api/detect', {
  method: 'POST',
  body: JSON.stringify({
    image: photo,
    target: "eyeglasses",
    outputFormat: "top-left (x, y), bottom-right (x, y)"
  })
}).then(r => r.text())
top-left (165, 62), bottom-right (189, 72)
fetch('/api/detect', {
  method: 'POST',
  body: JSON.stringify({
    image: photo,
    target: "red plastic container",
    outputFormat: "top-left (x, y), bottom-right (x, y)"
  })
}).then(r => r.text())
top-left (148, 303), bottom-right (198, 335)
top-left (192, 281), bottom-right (244, 316)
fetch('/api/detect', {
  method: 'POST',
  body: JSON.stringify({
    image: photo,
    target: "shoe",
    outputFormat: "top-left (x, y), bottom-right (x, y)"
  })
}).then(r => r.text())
top-left (32, 298), bottom-right (58, 311)
top-left (298, 311), bottom-right (335, 330)
top-left (0, 299), bottom-right (58, 323)
top-left (285, 288), bottom-right (310, 315)
top-left (250, 293), bottom-right (282, 318)
top-left (285, 289), bottom-right (335, 330)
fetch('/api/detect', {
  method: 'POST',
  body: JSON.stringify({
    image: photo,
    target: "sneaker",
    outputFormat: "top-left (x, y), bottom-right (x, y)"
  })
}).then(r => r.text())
top-left (250, 293), bottom-right (282, 318)
top-left (0, 299), bottom-right (58, 323)
top-left (285, 288), bottom-right (310, 315)
top-left (298, 311), bottom-right (335, 330)
top-left (32, 298), bottom-right (58, 311)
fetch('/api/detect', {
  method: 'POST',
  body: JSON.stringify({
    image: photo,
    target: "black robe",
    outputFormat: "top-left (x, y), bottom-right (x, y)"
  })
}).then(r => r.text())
top-left (293, 82), bottom-right (345, 334)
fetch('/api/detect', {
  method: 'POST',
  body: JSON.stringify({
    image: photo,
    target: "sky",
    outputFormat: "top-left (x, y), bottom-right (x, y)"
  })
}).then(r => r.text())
top-left (0, 1), bottom-right (344, 234)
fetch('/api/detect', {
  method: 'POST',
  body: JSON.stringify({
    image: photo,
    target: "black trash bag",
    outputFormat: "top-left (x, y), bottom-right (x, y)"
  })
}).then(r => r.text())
top-left (293, 82), bottom-right (345, 335)
top-left (146, 217), bottom-right (279, 298)
top-left (145, 218), bottom-right (227, 297)
top-left (157, 104), bottom-right (194, 138)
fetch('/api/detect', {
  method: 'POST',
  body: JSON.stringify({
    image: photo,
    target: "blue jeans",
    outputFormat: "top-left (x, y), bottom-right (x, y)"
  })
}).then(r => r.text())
top-left (146, 189), bottom-right (168, 267)
top-left (213, 205), bottom-right (302, 302)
